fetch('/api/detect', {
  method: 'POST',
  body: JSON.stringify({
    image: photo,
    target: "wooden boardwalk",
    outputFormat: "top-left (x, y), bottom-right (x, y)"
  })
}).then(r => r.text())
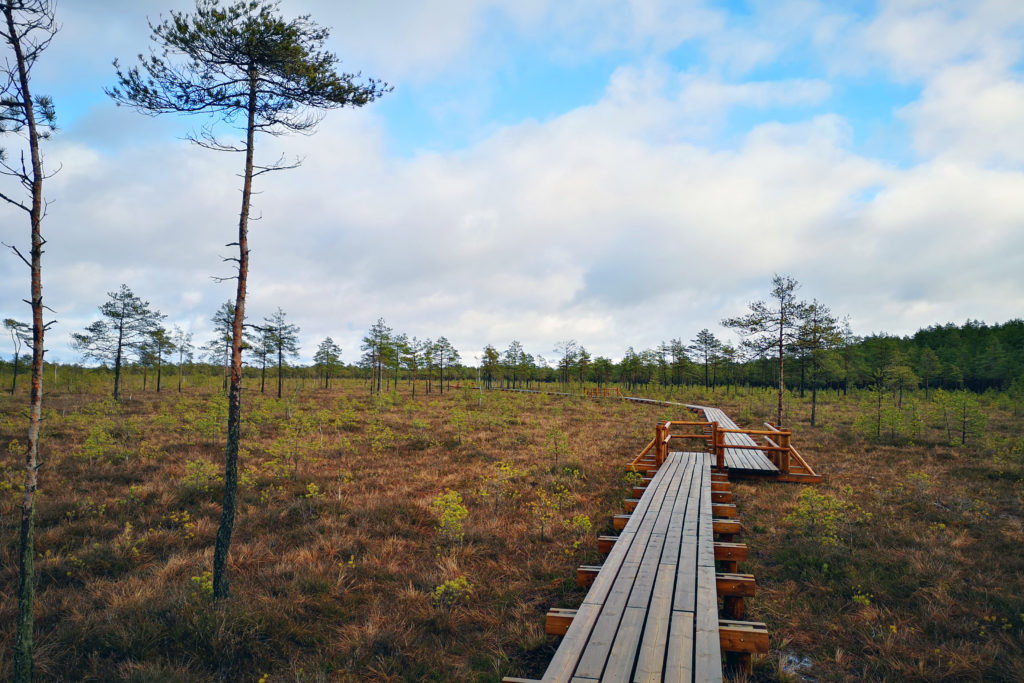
top-left (691, 406), bottom-right (777, 473)
top-left (509, 453), bottom-right (768, 682)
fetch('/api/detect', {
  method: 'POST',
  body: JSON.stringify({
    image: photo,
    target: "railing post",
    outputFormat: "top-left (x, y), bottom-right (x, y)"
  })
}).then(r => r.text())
top-left (713, 422), bottom-right (724, 471)
top-left (655, 422), bottom-right (666, 466)
top-left (778, 430), bottom-right (791, 474)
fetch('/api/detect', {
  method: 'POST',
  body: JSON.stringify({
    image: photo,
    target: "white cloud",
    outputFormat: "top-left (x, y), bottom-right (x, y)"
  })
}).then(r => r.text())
top-left (4, 1), bottom-right (1024, 367)
top-left (900, 63), bottom-right (1024, 164)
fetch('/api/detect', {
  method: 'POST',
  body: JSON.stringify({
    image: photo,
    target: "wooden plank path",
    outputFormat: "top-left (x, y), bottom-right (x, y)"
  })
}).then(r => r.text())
top-left (692, 406), bottom-right (777, 473)
top-left (507, 454), bottom-right (768, 682)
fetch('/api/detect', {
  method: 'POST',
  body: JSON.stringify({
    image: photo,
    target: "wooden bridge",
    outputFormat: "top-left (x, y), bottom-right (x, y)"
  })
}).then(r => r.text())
top-left (506, 405), bottom-right (820, 682)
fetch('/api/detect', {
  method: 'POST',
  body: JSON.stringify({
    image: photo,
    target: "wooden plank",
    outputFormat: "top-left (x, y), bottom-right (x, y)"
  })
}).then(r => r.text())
top-left (599, 606), bottom-right (646, 681)
top-left (662, 610), bottom-right (695, 683)
top-left (632, 563), bottom-right (675, 681)
top-left (693, 563), bottom-right (723, 681)
top-left (573, 456), bottom-right (685, 678)
top-left (542, 603), bottom-right (603, 681)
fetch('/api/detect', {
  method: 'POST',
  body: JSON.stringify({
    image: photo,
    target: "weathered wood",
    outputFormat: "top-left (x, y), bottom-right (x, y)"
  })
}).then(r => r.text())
top-left (716, 572), bottom-right (756, 597)
top-left (623, 498), bottom-right (639, 513)
top-left (576, 565), bottom-right (602, 588)
top-left (712, 502), bottom-right (737, 518)
top-left (713, 518), bottom-right (742, 535)
top-left (540, 454), bottom-right (768, 683)
top-left (713, 541), bottom-right (747, 562)
top-left (711, 491), bottom-right (732, 503)
top-left (718, 620), bottom-right (770, 653)
top-left (547, 607), bottom-right (578, 636)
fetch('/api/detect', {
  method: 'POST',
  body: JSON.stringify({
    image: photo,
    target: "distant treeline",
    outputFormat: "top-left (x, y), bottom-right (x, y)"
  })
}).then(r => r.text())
top-left (3, 319), bottom-right (1021, 398)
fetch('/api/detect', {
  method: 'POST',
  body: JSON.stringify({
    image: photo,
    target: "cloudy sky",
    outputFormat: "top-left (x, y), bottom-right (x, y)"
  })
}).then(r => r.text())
top-left (2, 0), bottom-right (1023, 365)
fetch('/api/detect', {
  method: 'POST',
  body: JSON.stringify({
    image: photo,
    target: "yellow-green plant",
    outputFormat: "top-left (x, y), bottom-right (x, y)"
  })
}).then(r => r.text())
top-left (182, 458), bottom-right (222, 493)
top-left (431, 489), bottom-right (468, 545)
top-left (784, 486), bottom-right (872, 546)
top-left (432, 576), bottom-right (472, 610)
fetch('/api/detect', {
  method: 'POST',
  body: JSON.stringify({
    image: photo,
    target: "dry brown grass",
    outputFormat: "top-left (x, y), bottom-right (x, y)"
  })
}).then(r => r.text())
top-left (1, 381), bottom-right (1021, 680)
top-left (0, 381), bottom-right (666, 680)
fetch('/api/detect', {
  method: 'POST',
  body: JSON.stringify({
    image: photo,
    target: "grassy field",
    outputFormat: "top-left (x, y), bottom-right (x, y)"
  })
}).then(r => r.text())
top-left (0, 379), bottom-right (1022, 681)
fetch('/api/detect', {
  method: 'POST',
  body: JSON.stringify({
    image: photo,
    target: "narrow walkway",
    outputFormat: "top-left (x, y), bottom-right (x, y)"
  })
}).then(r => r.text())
top-left (507, 453), bottom-right (768, 682)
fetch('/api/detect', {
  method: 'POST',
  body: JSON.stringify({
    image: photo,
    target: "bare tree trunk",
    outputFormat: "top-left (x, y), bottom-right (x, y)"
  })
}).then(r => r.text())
top-left (213, 73), bottom-right (255, 600)
top-left (7, 3), bottom-right (46, 676)
top-left (277, 346), bottom-right (283, 399)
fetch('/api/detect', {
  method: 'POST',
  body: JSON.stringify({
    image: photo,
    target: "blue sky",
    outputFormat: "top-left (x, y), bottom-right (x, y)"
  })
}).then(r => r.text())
top-left (3, 0), bottom-right (1024, 365)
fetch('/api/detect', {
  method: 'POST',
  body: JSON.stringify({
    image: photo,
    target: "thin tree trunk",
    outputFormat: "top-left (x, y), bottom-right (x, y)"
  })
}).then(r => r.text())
top-left (156, 352), bottom-right (162, 392)
top-left (9, 3), bottom-right (46, 674)
top-left (213, 72), bottom-right (256, 600)
top-left (113, 328), bottom-right (124, 401)
top-left (277, 346), bottom-right (283, 399)
top-left (11, 351), bottom-right (19, 394)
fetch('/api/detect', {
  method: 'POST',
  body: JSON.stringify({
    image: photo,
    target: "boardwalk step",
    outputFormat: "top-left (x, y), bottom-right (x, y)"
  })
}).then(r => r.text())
top-left (597, 536), bottom-right (748, 560)
top-left (576, 564), bottom-right (755, 594)
top-left (546, 608), bottom-right (770, 653)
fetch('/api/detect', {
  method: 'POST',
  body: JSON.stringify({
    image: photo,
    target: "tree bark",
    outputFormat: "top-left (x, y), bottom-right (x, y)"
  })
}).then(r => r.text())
top-left (213, 70), bottom-right (255, 600)
top-left (8, 4), bottom-right (46, 677)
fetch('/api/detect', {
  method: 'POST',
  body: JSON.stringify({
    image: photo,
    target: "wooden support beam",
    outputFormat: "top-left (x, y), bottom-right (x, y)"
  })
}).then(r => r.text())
top-left (713, 541), bottom-right (748, 562)
top-left (711, 472), bottom-right (729, 482)
top-left (576, 564), bottom-right (602, 588)
top-left (711, 481), bottom-right (730, 492)
top-left (501, 678), bottom-right (541, 683)
top-left (546, 608), bottom-right (577, 636)
top-left (716, 572), bottom-right (755, 597)
top-left (723, 595), bottom-right (745, 620)
top-left (597, 535), bottom-right (617, 554)
top-left (623, 498), bottom-right (639, 513)
top-left (712, 502), bottom-right (737, 518)
top-left (613, 514), bottom-right (630, 531)
top-left (632, 485), bottom-right (647, 498)
top-left (712, 490), bottom-right (733, 503)
top-left (718, 620), bottom-right (769, 653)
top-left (713, 518), bottom-right (742, 535)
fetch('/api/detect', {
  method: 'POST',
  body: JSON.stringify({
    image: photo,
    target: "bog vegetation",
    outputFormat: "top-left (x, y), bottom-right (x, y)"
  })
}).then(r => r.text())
top-left (0, 369), bottom-right (1022, 680)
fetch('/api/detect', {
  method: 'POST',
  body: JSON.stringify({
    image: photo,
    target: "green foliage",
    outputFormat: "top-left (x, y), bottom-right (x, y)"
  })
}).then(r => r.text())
top-left (432, 576), bottom-right (472, 610)
top-left (182, 458), bottom-right (222, 493)
top-left (431, 489), bottom-right (468, 546)
top-left (191, 570), bottom-right (214, 597)
top-left (527, 489), bottom-right (558, 540)
top-left (562, 513), bottom-right (593, 558)
top-left (79, 420), bottom-right (115, 464)
top-left (448, 406), bottom-right (468, 445)
top-left (546, 426), bottom-right (570, 467)
top-left (368, 417), bottom-right (395, 454)
top-left (784, 486), bottom-right (872, 547)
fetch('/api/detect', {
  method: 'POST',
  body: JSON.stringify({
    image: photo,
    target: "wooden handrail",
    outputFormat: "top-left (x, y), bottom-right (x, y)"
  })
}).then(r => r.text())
top-left (629, 411), bottom-right (814, 479)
